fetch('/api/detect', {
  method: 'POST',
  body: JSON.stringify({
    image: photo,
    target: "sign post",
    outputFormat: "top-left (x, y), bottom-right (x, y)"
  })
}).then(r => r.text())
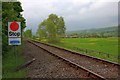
top-left (8, 22), bottom-right (21, 66)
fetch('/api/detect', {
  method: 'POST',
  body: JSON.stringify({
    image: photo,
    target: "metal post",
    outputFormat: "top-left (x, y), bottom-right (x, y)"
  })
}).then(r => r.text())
top-left (14, 45), bottom-right (17, 67)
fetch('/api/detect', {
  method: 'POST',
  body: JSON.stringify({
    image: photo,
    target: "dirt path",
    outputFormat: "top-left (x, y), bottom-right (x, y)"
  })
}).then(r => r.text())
top-left (22, 40), bottom-right (89, 78)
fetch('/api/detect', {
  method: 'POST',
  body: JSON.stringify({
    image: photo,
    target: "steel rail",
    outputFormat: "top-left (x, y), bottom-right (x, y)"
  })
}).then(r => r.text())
top-left (28, 40), bottom-right (106, 80)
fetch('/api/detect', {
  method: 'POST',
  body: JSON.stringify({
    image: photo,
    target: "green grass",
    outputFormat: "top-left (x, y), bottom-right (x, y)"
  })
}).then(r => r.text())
top-left (60, 38), bottom-right (118, 54)
top-left (49, 37), bottom-right (119, 62)
top-left (2, 45), bottom-right (26, 78)
top-left (0, 55), bottom-right (1, 80)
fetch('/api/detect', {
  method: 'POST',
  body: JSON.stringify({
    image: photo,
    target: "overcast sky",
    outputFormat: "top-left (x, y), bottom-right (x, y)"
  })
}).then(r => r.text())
top-left (19, 0), bottom-right (119, 33)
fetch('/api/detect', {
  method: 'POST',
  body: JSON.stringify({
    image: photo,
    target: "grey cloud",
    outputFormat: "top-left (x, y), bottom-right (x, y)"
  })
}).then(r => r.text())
top-left (21, 0), bottom-right (118, 33)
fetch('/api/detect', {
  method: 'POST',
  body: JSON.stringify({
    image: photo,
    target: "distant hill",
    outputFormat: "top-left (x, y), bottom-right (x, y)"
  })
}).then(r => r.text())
top-left (67, 26), bottom-right (117, 34)
top-left (66, 26), bottom-right (118, 37)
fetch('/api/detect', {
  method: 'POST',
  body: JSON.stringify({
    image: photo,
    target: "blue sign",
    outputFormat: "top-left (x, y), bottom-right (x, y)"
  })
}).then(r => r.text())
top-left (9, 38), bottom-right (21, 45)
top-left (10, 40), bottom-right (20, 44)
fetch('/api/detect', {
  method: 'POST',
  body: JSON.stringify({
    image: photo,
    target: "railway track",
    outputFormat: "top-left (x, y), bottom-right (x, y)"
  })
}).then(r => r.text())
top-left (28, 40), bottom-right (120, 79)
top-left (24, 41), bottom-right (90, 78)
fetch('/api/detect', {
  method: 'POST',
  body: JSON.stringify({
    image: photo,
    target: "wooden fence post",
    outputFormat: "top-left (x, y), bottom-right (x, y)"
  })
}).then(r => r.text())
top-left (86, 49), bottom-right (87, 53)
top-left (107, 54), bottom-right (109, 58)
top-left (99, 52), bottom-right (101, 55)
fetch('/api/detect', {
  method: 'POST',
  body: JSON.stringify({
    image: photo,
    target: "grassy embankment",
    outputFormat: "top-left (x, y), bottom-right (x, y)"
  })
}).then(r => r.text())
top-left (2, 44), bottom-right (26, 78)
top-left (35, 37), bottom-right (119, 62)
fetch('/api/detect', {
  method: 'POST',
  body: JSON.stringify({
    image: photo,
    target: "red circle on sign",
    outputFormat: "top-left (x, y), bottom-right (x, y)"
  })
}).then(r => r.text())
top-left (10, 22), bottom-right (19, 31)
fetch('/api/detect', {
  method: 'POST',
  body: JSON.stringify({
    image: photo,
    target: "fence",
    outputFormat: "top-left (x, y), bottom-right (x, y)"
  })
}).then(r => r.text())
top-left (73, 47), bottom-right (119, 59)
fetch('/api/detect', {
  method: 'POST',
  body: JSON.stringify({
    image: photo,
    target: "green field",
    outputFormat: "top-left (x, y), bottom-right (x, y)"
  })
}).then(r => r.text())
top-left (50, 37), bottom-right (119, 62)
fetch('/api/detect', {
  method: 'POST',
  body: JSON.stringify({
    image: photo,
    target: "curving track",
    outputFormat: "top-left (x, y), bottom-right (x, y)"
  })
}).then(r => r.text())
top-left (28, 40), bottom-right (120, 79)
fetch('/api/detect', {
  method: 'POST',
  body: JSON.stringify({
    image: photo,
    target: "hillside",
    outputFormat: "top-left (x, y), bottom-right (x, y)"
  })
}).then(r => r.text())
top-left (66, 26), bottom-right (118, 37)
top-left (67, 26), bottom-right (117, 34)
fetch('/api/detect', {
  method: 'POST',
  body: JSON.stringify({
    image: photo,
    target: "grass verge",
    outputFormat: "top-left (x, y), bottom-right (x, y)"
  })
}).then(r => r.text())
top-left (2, 45), bottom-right (26, 78)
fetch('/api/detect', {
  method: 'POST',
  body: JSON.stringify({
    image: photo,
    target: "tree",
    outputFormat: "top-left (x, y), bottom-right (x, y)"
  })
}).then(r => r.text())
top-left (36, 14), bottom-right (66, 43)
top-left (24, 29), bottom-right (32, 39)
top-left (2, 2), bottom-right (26, 56)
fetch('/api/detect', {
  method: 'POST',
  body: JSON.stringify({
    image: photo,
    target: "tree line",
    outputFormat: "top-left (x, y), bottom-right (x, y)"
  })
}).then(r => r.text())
top-left (66, 31), bottom-right (118, 38)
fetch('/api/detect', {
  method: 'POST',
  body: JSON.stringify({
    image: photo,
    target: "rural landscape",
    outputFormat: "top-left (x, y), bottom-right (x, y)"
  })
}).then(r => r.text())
top-left (1, 0), bottom-right (120, 79)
